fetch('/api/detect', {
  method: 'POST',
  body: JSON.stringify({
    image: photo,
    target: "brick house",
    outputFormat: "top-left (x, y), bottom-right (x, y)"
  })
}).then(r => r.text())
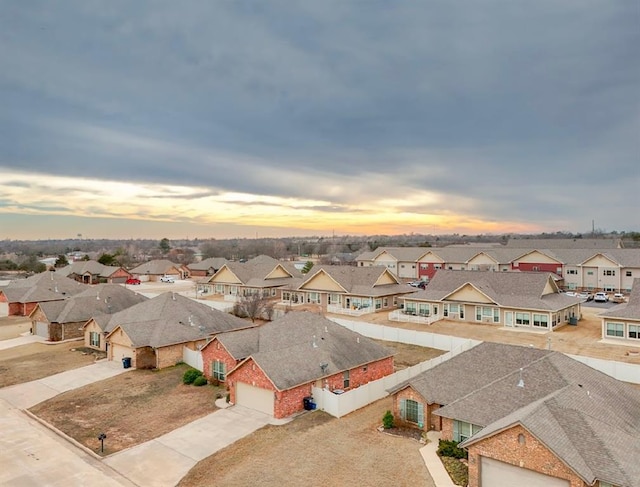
top-left (393, 270), bottom-right (582, 330)
top-left (29, 283), bottom-right (147, 342)
top-left (56, 260), bottom-right (133, 284)
top-left (103, 292), bottom-right (253, 369)
top-left (0, 271), bottom-right (85, 316)
top-left (128, 259), bottom-right (189, 281)
top-left (280, 266), bottom-right (414, 316)
top-left (187, 257), bottom-right (228, 278)
top-left (388, 342), bottom-right (640, 487)
top-left (211, 311), bottom-right (394, 419)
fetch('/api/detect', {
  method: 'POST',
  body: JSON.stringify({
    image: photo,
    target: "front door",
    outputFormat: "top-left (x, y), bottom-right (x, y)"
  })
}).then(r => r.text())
top-left (505, 311), bottom-right (514, 327)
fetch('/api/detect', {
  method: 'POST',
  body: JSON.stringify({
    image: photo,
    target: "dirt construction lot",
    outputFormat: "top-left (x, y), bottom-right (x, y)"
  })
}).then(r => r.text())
top-left (29, 364), bottom-right (221, 456)
top-left (0, 315), bottom-right (31, 340)
top-left (179, 396), bottom-right (434, 487)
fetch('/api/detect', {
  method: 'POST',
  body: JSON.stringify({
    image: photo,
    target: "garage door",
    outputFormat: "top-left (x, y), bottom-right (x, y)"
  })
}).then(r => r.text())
top-left (0, 302), bottom-right (7, 317)
top-left (235, 382), bottom-right (274, 416)
top-left (110, 344), bottom-right (134, 364)
top-left (481, 457), bottom-right (569, 487)
top-left (34, 321), bottom-right (48, 338)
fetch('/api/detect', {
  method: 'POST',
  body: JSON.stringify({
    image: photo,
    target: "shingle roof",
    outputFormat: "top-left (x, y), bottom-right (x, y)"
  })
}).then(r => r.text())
top-left (36, 284), bottom-right (147, 324)
top-left (298, 265), bottom-right (412, 297)
top-left (600, 278), bottom-right (640, 320)
top-left (406, 270), bottom-right (581, 311)
top-left (442, 351), bottom-right (640, 487)
top-left (56, 261), bottom-right (126, 278)
top-left (187, 257), bottom-right (228, 271)
top-left (226, 311), bottom-right (394, 391)
top-left (128, 259), bottom-right (181, 275)
top-left (213, 255), bottom-right (302, 287)
top-left (506, 238), bottom-right (623, 249)
top-left (1, 271), bottom-right (85, 303)
top-left (105, 292), bottom-right (252, 348)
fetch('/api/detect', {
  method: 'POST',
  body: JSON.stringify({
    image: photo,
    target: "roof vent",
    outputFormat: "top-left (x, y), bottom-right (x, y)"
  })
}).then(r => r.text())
top-left (312, 335), bottom-right (318, 348)
top-left (517, 368), bottom-right (525, 388)
top-left (324, 326), bottom-right (328, 333)
top-left (356, 337), bottom-right (360, 344)
top-left (320, 363), bottom-right (328, 373)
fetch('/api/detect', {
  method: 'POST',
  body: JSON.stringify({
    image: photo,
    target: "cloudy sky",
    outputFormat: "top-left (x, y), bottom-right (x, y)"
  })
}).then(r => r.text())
top-left (1, 1), bottom-right (638, 240)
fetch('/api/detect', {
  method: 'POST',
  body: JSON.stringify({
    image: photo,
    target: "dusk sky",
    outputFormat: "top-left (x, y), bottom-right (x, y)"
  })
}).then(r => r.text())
top-left (1, 1), bottom-right (638, 240)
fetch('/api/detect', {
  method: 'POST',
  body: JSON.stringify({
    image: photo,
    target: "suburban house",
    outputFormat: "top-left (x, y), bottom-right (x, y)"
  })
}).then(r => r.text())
top-left (56, 260), bottom-right (133, 284)
top-left (388, 342), bottom-right (640, 487)
top-left (600, 278), bottom-right (640, 347)
top-left (29, 284), bottom-right (147, 342)
top-left (205, 311), bottom-right (394, 419)
top-left (0, 271), bottom-right (85, 317)
top-left (280, 265), bottom-right (414, 315)
top-left (356, 240), bottom-right (639, 292)
top-left (128, 259), bottom-right (189, 281)
top-left (103, 292), bottom-right (253, 369)
top-left (392, 270), bottom-right (582, 331)
top-left (187, 257), bottom-right (228, 277)
top-left (199, 255), bottom-right (302, 301)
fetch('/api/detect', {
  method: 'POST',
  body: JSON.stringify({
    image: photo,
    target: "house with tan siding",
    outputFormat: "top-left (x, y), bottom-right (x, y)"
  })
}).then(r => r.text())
top-left (128, 259), bottom-right (189, 281)
top-left (388, 342), bottom-right (640, 487)
top-left (280, 265), bottom-right (414, 316)
top-left (56, 260), bottom-right (132, 284)
top-left (600, 278), bottom-right (640, 347)
top-left (392, 270), bottom-right (582, 330)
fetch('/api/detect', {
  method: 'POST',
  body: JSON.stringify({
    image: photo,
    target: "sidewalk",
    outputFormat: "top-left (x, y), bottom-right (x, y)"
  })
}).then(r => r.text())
top-left (0, 333), bottom-right (43, 351)
top-left (420, 431), bottom-right (456, 487)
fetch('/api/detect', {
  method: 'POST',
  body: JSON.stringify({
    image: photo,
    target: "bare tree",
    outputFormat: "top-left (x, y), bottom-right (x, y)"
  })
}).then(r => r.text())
top-left (232, 292), bottom-right (275, 323)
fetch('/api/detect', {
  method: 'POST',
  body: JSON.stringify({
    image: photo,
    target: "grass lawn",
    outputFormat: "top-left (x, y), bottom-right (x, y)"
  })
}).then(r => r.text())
top-left (178, 396), bottom-right (435, 487)
top-left (0, 342), bottom-right (100, 387)
top-left (29, 364), bottom-right (221, 456)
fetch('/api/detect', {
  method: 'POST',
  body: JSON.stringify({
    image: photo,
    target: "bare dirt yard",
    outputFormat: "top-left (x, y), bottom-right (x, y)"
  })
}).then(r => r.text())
top-left (374, 339), bottom-right (445, 369)
top-left (0, 315), bottom-right (31, 340)
top-left (178, 396), bottom-right (435, 487)
top-left (0, 341), bottom-right (101, 388)
top-left (29, 364), bottom-right (222, 456)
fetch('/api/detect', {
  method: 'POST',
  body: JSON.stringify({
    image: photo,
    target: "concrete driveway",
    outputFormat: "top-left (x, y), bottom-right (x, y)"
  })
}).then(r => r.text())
top-left (0, 360), bottom-right (130, 409)
top-left (105, 405), bottom-right (276, 487)
top-left (0, 334), bottom-right (43, 351)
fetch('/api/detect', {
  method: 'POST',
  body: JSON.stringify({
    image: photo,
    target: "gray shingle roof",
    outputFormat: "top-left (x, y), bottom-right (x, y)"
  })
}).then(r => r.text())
top-left (210, 255), bottom-right (302, 287)
top-left (105, 292), bottom-right (252, 348)
top-left (600, 278), bottom-right (640, 320)
top-left (37, 284), bottom-right (147, 324)
top-left (226, 311), bottom-right (394, 391)
top-left (187, 257), bottom-right (228, 272)
top-left (406, 270), bottom-right (581, 311)
top-left (440, 351), bottom-right (640, 487)
top-left (505, 238), bottom-right (623, 249)
top-left (55, 260), bottom-right (126, 278)
top-left (128, 259), bottom-right (182, 276)
top-left (1, 271), bottom-right (85, 303)
top-left (298, 265), bottom-right (412, 297)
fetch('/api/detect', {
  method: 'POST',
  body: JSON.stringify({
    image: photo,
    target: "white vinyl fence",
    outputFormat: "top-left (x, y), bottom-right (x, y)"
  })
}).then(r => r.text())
top-left (183, 346), bottom-right (204, 372)
top-left (312, 338), bottom-right (480, 418)
top-left (567, 354), bottom-right (640, 384)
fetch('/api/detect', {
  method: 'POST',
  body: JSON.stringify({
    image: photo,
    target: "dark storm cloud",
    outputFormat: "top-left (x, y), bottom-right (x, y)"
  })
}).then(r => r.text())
top-left (0, 0), bottom-right (637, 231)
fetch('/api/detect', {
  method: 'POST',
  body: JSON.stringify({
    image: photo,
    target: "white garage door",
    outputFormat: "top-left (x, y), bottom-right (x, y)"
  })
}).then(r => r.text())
top-left (110, 344), bottom-right (134, 364)
top-left (235, 382), bottom-right (274, 416)
top-left (34, 321), bottom-right (48, 338)
top-left (481, 457), bottom-right (569, 487)
top-left (0, 302), bottom-right (7, 317)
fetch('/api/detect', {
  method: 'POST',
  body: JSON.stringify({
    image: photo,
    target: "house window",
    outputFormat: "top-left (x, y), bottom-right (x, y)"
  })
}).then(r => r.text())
top-left (604, 286), bottom-right (615, 292)
top-left (383, 298), bottom-right (388, 307)
top-left (411, 265), bottom-right (415, 269)
top-left (215, 284), bottom-right (224, 293)
top-left (401, 264), bottom-right (405, 268)
top-left (400, 399), bottom-right (424, 426)
top-left (434, 264), bottom-right (442, 270)
top-left (282, 291), bottom-right (291, 301)
top-left (532, 266), bottom-right (539, 271)
top-left (566, 269), bottom-right (577, 275)
top-left (606, 322), bottom-right (624, 338)
top-left (533, 314), bottom-right (548, 328)
top-left (604, 270), bottom-right (616, 276)
top-left (418, 303), bottom-right (430, 317)
top-left (375, 299), bottom-right (382, 310)
top-left (587, 271), bottom-right (594, 275)
top-left (626, 271), bottom-right (632, 277)
top-left (89, 332), bottom-right (100, 347)
top-left (343, 370), bottom-right (350, 388)
top-left (420, 264), bottom-right (427, 270)
top-left (515, 312), bottom-right (530, 325)
top-left (628, 325), bottom-right (640, 340)
top-left (453, 420), bottom-right (482, 442)
top-left (405, 303), bottom-right (417, 315)
top-left (212, 360), bottom-right (226, 381)
top-left (307, 292), bottom-right (320, 304)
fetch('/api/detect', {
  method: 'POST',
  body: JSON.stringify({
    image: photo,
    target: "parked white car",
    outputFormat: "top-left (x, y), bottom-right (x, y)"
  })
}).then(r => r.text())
top-left (160, 275), bottom-right (175, 283)
top-left (594, 292), bottom-right (609, 302)
top-left (612, 293), bottom-right (625, 303)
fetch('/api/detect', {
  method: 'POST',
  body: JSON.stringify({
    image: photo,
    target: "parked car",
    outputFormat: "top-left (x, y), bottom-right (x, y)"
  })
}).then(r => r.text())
top-left (612, 293), bottom-right (625, 303)
top-left (160, 275), bottom-right (175, 283)
top-left (594, 292), bottom-right (609, 303)
top-left (564, 291), bottom-right (577, 297)
top-left (576, 291), bottom-right (593, 301)
top-left (408, 280), bottom-right (427, 289)
top-left (125, 278), bottom-right (141, 285)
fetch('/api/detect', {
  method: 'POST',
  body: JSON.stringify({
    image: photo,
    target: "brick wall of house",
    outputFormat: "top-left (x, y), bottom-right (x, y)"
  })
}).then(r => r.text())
top-left (321, 357), bottom-right (395, 392)
top-left (61, 321), bottom-right (85, 341)
top-left (441, 417), bottom-right (454, 441)
top-left (23, 302), bottom-right (38, 316)
top-left (466, 425), bottom-right (587, 487)
top-left (391, 387), bottom-right (440, 431)
top-left (8, 302), bottom-right (22, 316)
top-left (227, 358), bottom-right (275, 404)
top-left (201, 339), bottom-right (238, 381)
top-left (156, 343), bottom-right (187, 369)
top-left (136, 347), bottom-right (156, 369)
top-left (277, 382), bottom-right (314, 418)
